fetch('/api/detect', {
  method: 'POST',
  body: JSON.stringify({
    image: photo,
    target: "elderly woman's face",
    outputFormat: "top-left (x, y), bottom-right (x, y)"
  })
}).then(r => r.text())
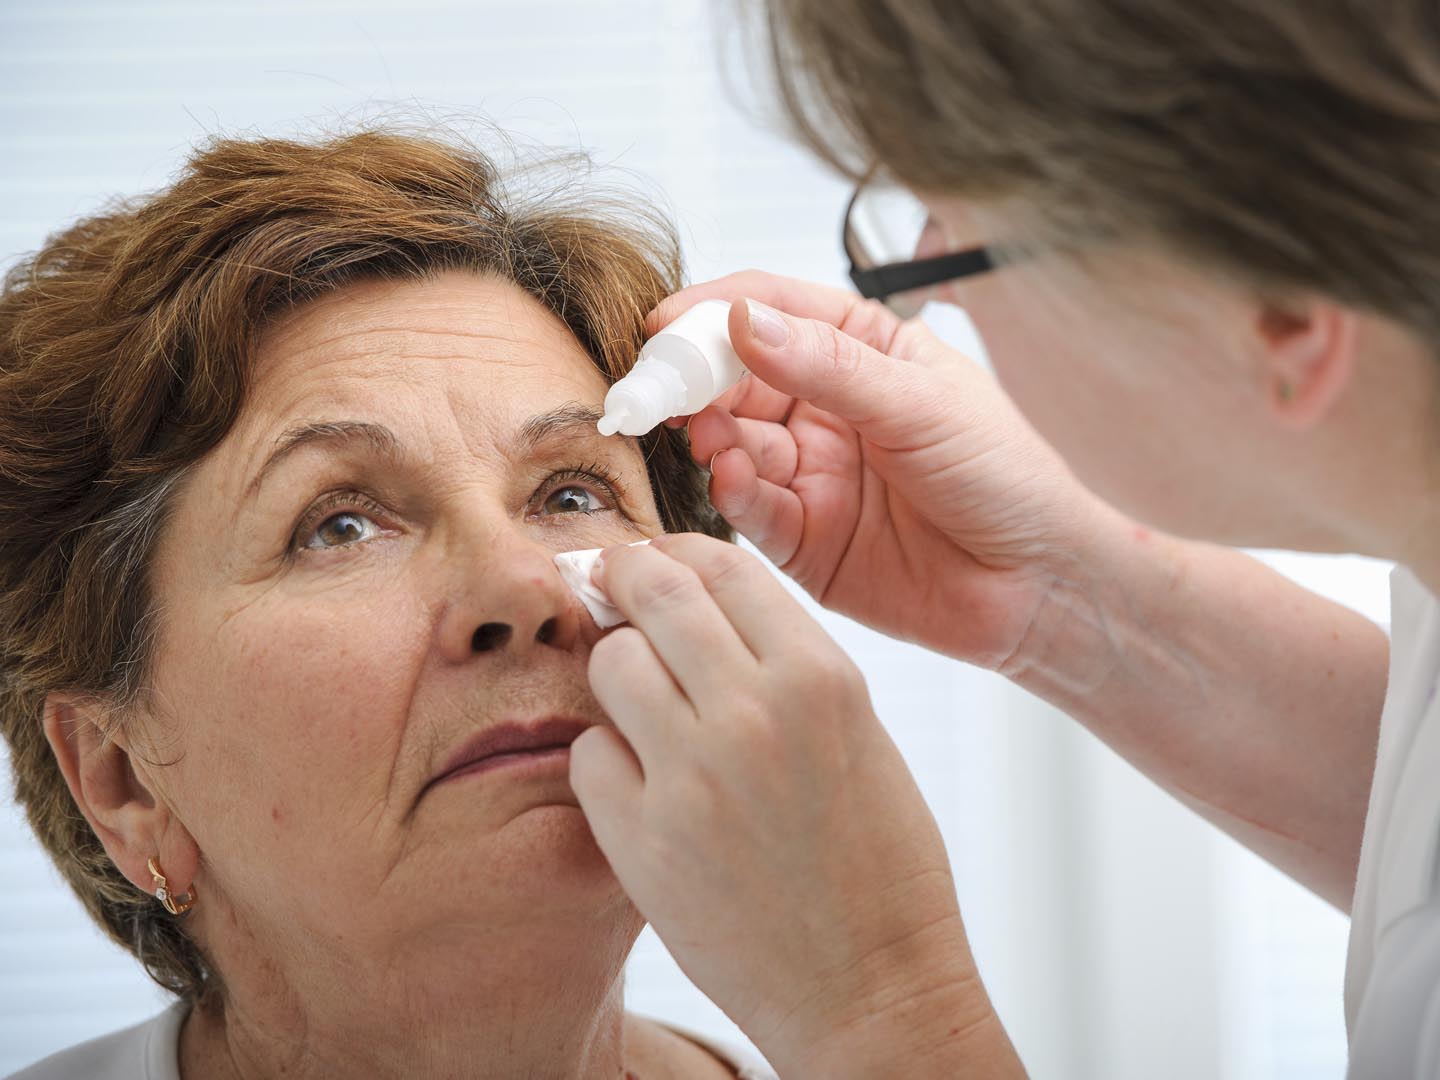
top-left (143, 272), bottom-right (661, 959)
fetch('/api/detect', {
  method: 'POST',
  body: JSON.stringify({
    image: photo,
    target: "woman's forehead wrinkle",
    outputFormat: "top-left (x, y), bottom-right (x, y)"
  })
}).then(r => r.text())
top-left (232, 276), bottom-right (625, 499)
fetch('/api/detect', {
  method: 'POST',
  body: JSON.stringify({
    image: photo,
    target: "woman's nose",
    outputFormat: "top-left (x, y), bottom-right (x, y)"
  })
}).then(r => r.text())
top-left (436, 530), bottom-right (583, 663)
top-left (468, 615), bottom-right (566, 654)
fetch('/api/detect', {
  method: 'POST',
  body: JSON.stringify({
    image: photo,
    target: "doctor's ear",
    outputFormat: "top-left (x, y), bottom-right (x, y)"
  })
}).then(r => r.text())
top-left (1256, 297), bottom-right (1358, 429)
top-left (42, 693), bottom-right (199, 898)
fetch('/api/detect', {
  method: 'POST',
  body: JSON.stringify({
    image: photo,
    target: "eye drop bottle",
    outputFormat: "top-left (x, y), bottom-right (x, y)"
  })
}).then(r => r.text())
top-left (597, 299), bottom-right (746, 437)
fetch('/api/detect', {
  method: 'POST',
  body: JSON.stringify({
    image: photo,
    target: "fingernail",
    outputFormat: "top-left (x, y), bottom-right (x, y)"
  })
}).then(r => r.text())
top-left (745, 298), bottom-right (790, 348)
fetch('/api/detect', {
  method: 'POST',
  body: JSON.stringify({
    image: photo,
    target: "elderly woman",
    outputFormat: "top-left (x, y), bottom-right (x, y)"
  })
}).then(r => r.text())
top-left (1, 130), bottom-right (964, 1079)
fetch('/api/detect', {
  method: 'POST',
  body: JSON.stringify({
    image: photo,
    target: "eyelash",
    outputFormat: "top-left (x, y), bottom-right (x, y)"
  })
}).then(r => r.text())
top-left (290, 490), bottom-right (391, 555)
top-left (288, 464), bottom-right (628, 555)
top-left (533, 463), bottom-right (626, 519)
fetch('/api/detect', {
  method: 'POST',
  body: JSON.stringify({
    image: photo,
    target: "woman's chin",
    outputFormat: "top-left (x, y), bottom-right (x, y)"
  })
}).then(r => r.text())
top-left (476, 803), bottom-right (625, 901)
top-left (338, 805), bottom-right (636, 963)
top-left (509, 802), bottom-right (611, 860)
top-left (383, 772), bottom-right (634, 928)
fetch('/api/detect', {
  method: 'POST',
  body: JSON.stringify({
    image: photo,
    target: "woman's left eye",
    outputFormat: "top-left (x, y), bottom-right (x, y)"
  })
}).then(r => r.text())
top-left (541, 483), bottom-right (611, 517)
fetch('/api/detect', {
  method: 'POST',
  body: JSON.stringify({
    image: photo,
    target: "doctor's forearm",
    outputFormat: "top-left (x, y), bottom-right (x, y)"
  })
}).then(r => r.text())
top-left (999, 521), bottom-right (1386, 910)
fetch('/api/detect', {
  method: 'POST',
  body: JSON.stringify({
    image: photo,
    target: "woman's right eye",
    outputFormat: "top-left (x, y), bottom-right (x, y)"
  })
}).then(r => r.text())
top-left (304, 511), bottom-right (382, 551)
top-left (290, 491), bottom-right (392, 555)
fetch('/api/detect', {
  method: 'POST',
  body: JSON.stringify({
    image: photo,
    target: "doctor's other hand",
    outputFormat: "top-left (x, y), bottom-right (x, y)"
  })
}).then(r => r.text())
top-left (648, 271), bottom-right (1114, 669)
top-left (568, 535), bottom-right (1020, 1079)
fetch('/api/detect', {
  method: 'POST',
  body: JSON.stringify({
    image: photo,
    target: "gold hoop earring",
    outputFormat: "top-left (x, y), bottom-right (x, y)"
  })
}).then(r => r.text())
top-left (147, 856), bottom-right (197, 916)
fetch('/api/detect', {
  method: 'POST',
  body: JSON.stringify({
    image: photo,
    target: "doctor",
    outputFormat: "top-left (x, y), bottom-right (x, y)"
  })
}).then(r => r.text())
top-left (570, 0), bottom-right (1436, 1075)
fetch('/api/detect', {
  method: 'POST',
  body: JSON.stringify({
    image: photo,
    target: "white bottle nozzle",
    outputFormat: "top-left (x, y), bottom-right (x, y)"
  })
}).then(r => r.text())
top-left (598, 366), bottom-right (682, 436)
top-left (596, 407), bottom-right (626, 437)
top-left (596, 300), bottom-right (747, 438)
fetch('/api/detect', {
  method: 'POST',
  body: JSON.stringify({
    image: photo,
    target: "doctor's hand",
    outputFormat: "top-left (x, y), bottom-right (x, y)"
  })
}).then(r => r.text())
top-left (568, 534), bottom-right (1020, 1079)
top-left (648, 272), bottom-right (1117, 669)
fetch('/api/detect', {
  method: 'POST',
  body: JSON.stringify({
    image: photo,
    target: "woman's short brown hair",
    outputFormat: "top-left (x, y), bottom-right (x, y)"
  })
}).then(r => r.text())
top-left (0, 128), bottom-right (726, 1004)
top-left (762, 0), bottom-right (1440, 340)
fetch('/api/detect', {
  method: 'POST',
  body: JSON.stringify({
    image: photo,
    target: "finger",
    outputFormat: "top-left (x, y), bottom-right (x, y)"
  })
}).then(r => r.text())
top-left (647, 270), bottom-right (904, 356)
top-left (707, 448), bottom-right (805, 567)
top-left (713, 369), bottom-right (798, 423)
top-left (727, 299), bottom-right (949, 452)
top-left (588, 627), bottom-right (692, 761)
top-left (647, 533), bottom-right (831, 661)
top-left (596, 542), bottom-right (761, 698)
top-left (689, 407), bottom-right (799, 488)
top-left (568, 726), bottom-right (644, 852)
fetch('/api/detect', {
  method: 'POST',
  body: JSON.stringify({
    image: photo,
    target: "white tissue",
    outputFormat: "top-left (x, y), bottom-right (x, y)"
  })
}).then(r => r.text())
top-left (553, 540), bottom-right (651, 628)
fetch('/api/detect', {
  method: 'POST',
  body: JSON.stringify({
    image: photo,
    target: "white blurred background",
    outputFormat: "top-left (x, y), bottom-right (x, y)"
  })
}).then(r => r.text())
top-left (0, 2), bottom-right (1389, 1076)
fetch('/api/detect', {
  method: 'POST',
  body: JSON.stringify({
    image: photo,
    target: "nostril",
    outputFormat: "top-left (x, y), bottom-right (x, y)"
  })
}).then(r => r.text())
top-left (471, 622), bottom-right (512, 653)
top-left (535, 617), bottom-right (559, 646)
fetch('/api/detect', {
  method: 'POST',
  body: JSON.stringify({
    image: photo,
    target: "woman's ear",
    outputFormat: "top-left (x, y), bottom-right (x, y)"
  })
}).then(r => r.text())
top-left (1256, 298), bottom-right (1358, 429)
top-left (42, 693), bottom-right (199, 899)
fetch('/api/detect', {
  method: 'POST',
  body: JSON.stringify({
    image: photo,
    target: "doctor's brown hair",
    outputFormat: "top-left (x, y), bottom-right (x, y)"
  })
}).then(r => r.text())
top-left (0, 130), bottom-right (726, 1005)
top-left (763, 0), bottom-right (1440, 339)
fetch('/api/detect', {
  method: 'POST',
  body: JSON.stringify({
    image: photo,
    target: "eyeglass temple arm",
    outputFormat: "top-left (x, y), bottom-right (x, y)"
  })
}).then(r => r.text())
top-left (848, 248), bottom-right (995, 302)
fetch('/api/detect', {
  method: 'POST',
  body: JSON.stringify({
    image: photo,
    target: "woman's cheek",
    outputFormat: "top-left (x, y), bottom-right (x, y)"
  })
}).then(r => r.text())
top-left (281, 533), bottom-right (411, 595)
top-left (218, 585), bottom-right (421, 780)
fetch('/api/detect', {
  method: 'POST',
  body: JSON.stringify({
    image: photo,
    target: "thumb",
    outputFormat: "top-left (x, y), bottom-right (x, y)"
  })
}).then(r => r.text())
top-left (730, 299), bottom-right (944, 450)
top-left (569, 726), bottom-right (646, 864)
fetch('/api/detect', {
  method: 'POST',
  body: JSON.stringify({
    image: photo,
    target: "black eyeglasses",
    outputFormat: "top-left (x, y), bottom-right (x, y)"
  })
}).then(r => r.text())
top-left (842, 175), bottom-right (996, 317)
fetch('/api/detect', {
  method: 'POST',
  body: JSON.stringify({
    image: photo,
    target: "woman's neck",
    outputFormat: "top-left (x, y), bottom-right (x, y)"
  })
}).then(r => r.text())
top-left (181, 911), bottom-right (649, 1079)
top-left (180, 989), bottom-right (739, 1080)
top-left (181, 992), bottom-right (634, 1079)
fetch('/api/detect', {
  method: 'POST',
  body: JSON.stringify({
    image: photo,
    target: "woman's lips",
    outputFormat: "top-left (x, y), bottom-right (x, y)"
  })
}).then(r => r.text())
top-left (437, 745), bottom-right (571, 784)
top-left (427, 717), bottom-right (590, 793)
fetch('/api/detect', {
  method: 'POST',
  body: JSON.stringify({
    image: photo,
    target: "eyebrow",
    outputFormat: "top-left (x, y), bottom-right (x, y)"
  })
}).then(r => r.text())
top-left (249, 420), bottom-right (403, 495)
top-left (514, 402), bottom-right (623, 455)
top-left (248, 403), bottom-right (630, 495)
